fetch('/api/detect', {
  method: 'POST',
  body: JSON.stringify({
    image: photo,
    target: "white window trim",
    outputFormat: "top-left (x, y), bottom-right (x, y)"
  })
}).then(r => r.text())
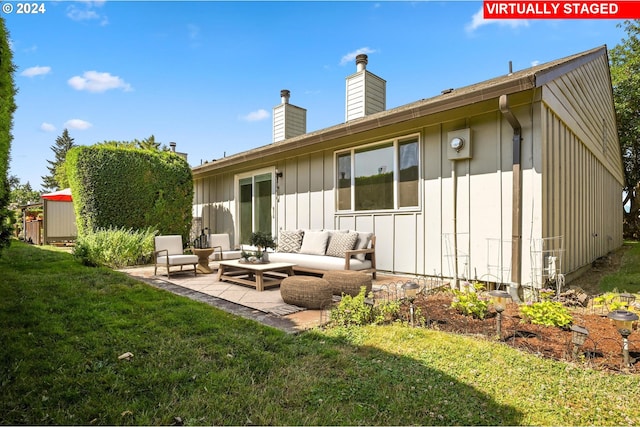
top-left (234, 167), bottom-right (277, 241)
top-left (334, 133), bottom-right (421, 213)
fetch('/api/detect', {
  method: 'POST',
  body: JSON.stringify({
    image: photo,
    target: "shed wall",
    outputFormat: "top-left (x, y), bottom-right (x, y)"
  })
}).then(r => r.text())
top-left (43, 200), bottom-right (77, 243)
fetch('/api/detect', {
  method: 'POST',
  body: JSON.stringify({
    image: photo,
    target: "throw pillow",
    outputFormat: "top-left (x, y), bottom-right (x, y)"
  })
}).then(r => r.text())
top-left (326, 231), bottom-right (358, 258)
top-left (299, 231), bottom-right (330, 255)
top-left (277, 230), bottom-right (304, 253)
top-left (353, 231), bottom-right (374, 261)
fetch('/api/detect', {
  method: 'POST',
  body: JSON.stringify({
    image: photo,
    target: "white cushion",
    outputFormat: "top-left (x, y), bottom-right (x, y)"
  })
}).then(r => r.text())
top-left (209, 250), bottom-right (242, 261)
top-left (155, 235), bottom-right (185, 256)
top-left (156, 254), bottom-right (198, 265)
top-left (326, 231), bottom-right (358, 258)
top-left (208, 234), bottom-right (231, 251)
top-left (268, 252), bottom-right (372, 271)
top-left (299, 231), bottom-right (329, 255)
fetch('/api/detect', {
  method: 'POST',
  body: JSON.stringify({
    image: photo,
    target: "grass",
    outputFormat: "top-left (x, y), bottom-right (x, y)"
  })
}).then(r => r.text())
top-left (1, 240), bottom-right (640, 425)
top-left (599, 241), bottom-right (640, 293)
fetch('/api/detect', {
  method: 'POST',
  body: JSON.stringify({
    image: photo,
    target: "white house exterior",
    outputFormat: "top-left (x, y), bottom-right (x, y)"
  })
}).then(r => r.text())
top-left (192, 46), bottom-right (624, 294)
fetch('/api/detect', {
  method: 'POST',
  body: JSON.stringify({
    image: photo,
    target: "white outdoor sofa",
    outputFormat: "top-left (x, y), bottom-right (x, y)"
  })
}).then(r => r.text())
top-left (266, 229), bottom-right (376, 279)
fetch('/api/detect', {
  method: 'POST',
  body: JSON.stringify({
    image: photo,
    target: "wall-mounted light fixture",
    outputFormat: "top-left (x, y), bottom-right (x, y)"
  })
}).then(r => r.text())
top-left (275, 168), bottom-right (283, 179)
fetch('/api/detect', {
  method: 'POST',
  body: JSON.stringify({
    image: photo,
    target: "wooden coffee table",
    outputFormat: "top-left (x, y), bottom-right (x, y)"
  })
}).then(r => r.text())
top-left (216, 260), bottom-right (296, 292)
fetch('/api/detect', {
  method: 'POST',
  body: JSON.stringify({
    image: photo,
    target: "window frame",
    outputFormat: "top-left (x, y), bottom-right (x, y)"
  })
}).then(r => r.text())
top-left (234, 167), bottom-right (276, 244)
top-left (334, 133), bottom-right (421, 213)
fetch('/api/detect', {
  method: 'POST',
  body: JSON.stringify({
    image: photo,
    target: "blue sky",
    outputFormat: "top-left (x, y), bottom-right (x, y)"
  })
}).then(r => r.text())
top-left (4, 0), bottom-right (629, 190)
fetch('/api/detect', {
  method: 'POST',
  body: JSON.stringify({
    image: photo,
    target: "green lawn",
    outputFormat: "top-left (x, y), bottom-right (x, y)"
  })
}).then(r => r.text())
top-left (1, 241), bottom-right (639, 425)
top-left (599, 241), bottom-right (640, 293)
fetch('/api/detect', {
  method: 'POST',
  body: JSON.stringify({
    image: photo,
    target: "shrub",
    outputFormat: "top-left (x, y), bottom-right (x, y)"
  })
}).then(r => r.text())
top-left (74, 226), bottom-right (157, 268)
top-left (330, 287), bottom-right (402, 327)
top-left (451, 282), bottom-right (489, 319)
top-left (519, 301), bottom-right (573, 328)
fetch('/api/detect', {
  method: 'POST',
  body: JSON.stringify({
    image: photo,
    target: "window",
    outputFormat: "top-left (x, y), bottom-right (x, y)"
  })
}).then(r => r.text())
top-left (336, 136), bottom-right (419, 211)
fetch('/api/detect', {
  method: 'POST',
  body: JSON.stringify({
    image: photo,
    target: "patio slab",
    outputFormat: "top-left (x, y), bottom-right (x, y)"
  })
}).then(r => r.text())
top-left (118, 265), bottom-right (405, 334)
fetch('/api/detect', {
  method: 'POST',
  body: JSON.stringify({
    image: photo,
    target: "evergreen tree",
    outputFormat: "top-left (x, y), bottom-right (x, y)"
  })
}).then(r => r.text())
top-left (9, 177), bottom-right (41, 206)
top-left (42, 129), bottom-right (76, 191)
top-left (0, 17), bottom-right (17, 254)
top-left (137, 135), bottom-right (161, 151)
top-left (610, 20), bottom-right (640, 238)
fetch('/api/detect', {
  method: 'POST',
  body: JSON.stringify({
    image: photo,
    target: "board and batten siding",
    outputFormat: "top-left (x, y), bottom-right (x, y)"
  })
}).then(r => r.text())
top-left (191, 50), bottom-right (623, 285)
top-left (192, 171), bottom-right (239, 243)
top-left (540, 52), bottom-right (624, 278)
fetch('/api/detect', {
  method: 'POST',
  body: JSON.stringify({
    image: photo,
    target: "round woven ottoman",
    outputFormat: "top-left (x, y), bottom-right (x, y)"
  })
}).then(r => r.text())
top-left (323, 270), bottom-right (372, 297)
top-left (280, 276), bottom-right (332, 309)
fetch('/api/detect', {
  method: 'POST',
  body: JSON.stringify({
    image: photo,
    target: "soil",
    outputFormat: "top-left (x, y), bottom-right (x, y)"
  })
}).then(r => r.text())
top-left (395, 245), bottom-right (640, 374)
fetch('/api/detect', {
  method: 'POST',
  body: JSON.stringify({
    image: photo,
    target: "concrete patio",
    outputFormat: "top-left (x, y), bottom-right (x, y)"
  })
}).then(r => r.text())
top-left (119, 265), bottom-right (405, 334)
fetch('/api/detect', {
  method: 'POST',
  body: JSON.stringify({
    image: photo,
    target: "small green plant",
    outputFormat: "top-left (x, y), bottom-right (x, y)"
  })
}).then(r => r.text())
top-left (451, 281), bottom-right (489, 319)
top-left (539, 287), bottom-right (555, 301)
top-left (330, 287), bottom-right (376, 327)
top-left (519, 301), bottom-right (573, 328)
top-left (375, 299), bottom-right (402, 324)
top-left (592, 291), bottom-right (639, 313)
top-left (330, 287), bottom-right (403, 327)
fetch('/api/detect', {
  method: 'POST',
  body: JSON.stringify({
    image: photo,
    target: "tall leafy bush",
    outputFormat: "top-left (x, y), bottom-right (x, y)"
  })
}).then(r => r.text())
top-left (66, 145), bottom-right (193, 241)
top-left (0, 17), bottom-right (17, 255)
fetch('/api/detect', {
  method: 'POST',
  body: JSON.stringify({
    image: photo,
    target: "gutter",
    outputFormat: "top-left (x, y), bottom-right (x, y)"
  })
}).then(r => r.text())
top-left (499, 94), bottom-right (523, 303)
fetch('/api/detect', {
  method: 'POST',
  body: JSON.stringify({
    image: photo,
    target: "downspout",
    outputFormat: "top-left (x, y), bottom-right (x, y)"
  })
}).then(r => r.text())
top-left (499, 94), bottom-right (523, 303)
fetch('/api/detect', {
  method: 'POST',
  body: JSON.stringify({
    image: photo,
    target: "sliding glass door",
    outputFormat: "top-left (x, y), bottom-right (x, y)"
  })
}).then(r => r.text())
top-left (238, 170), bottom-right (274, 244)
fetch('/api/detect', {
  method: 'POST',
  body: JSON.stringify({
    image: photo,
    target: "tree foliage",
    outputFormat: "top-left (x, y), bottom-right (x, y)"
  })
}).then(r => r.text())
top-left (0, 17), bottom-right (17, 254)
top-left (610, 20), bottom-right (640, 238)
top-left (42, 129), bottom-right (76, 192)
top-left (9, 176), bottom-right (41, 206)
top-left (97, 135), bottom-right (165, 152)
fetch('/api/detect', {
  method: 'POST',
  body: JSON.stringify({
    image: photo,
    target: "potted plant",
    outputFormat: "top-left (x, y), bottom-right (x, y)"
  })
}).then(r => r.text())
top-left (248, 231), bottom-right (276, 262)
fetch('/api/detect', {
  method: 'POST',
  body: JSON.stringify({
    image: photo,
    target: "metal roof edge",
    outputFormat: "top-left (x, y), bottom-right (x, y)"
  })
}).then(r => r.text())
top-left (534, 45), bottom-right (607, 87)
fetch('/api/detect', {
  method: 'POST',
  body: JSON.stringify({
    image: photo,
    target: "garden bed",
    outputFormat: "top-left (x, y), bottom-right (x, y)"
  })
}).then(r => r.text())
top-left (400, 292), bottom-right (639, 373)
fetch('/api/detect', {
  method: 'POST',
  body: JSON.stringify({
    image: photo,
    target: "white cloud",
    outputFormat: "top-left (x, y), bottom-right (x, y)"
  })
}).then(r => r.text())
top-left (66, 1), bottom-right (108, 25)
top-left (21, 66), bottom-right (51, 77)
top-left (187, 24), bottom-right (200, 40)
top-left (531, 60), bottom-right (540, 67)
top-left (465, 8), bottom-right (529, 33)
top-left (65, 119), bottom-right (93, 130)
top-left (68, 71), bottom-right (132, 93)
top-left (340, 47), bottom-right (377, 66)
top-left (240, 109), bottom-right (269, 122)
top-left (40, 122), bottom-right (56, 132)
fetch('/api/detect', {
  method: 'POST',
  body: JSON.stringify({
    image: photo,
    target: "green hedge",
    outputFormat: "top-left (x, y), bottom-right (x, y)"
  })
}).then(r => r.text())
top-left (0, 17), bottom-right (17, 254)
top-left (67, 145), bottom-right (193, 241)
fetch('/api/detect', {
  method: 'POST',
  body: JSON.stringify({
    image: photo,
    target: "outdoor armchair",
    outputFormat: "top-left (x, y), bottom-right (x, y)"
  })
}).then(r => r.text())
top-left (154, 235), bottom-right (198, 278)
top-left (208, 233), bottom-right (243, 261)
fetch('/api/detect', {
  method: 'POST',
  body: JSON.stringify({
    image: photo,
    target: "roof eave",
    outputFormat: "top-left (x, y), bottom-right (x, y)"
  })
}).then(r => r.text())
top-left (193, 75), bottom-right (535, 175)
